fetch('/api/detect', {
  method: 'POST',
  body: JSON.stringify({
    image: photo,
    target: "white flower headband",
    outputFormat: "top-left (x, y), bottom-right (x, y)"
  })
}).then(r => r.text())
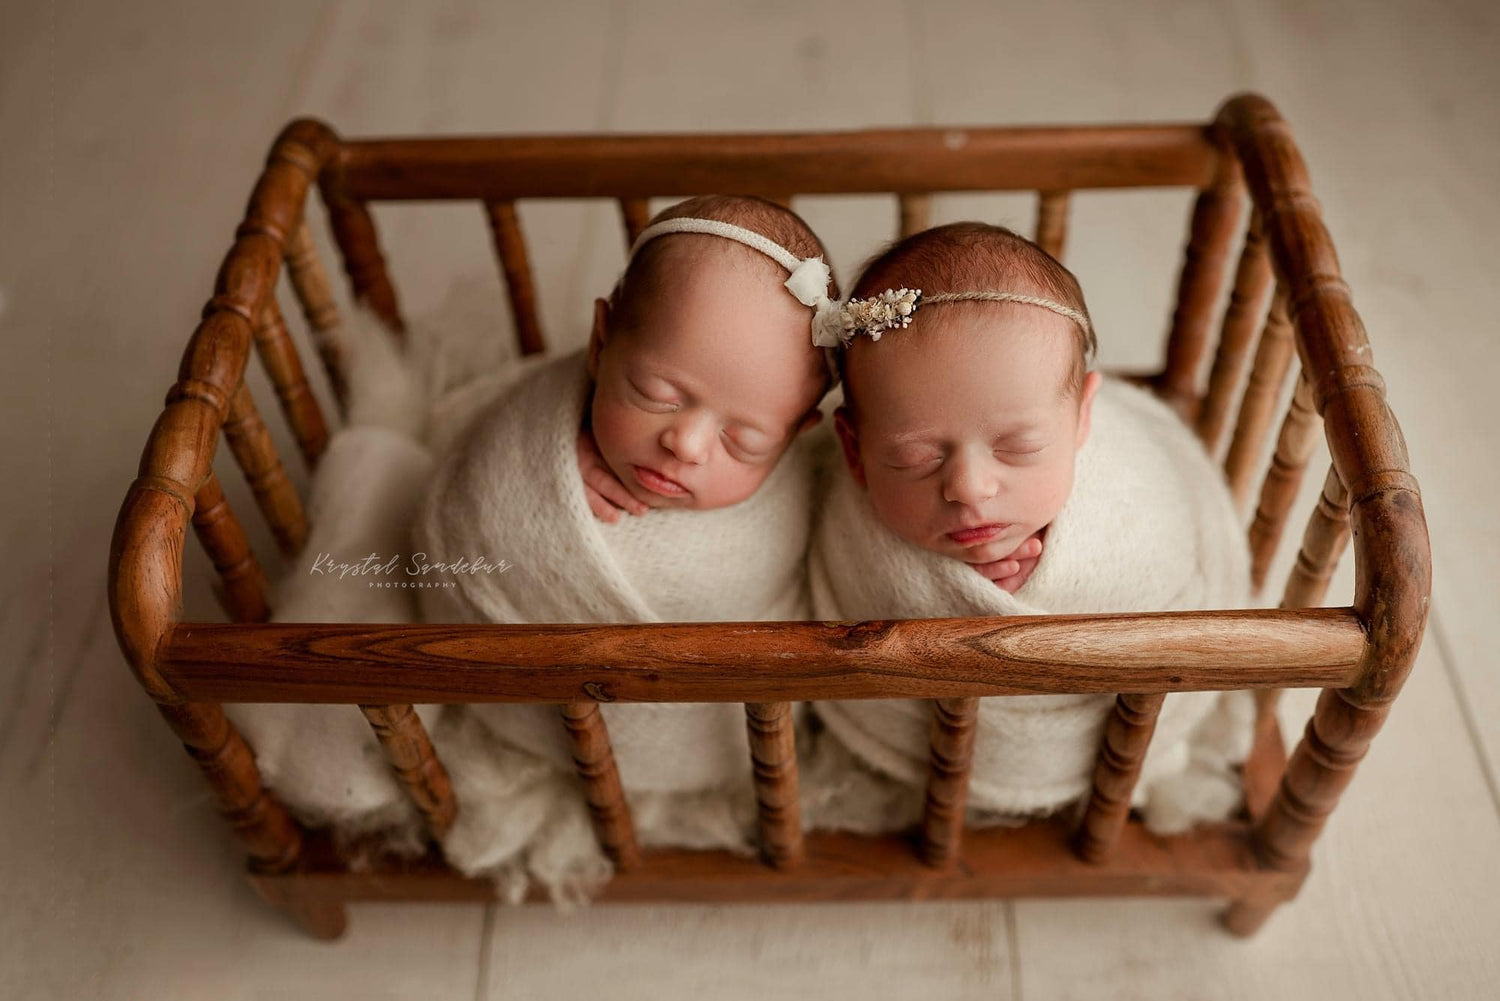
top-left (836, 287), bottom-right (1095, 363)
top-left (626, 218), bottom-right (847, 356)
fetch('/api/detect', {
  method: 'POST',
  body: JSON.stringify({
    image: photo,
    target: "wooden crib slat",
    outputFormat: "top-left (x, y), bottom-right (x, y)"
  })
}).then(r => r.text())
top-left (358, 704), bottom-right (458, 840)
top-left (191, 471), bottom-right (271, 623)
top-left (1033, 190), bottom-right (1071, 260)
top-left (283, 219), bottom-right (349, 411)
top-left (322, 187), bottom-right (406, 334)
top-left (1283, 465), bottom-right (1352, 611)
top-left (1248, 375), bottom-right (1322, 593)
top-left (744, 702), bottom-right (804, 869)
top-left (252, 298), bottom-right (330, 470)
top-left (920, 697), bottom-right (980, 867)
top-left (1157, 161), bottom-right (1245, 417)
top-left (1195, 212), bottom-right (1273, 452)
top-left (559, 702), bottom-right (641, 869)
top-left (618, 197), bottom-right (651, 248)
top-left (483, 200), bottom-right (546, 357)
top-left (223, 381), bottom-right (308, 558)
top-left (898, 193), bottom-right (932, 238)
top-left (1224, 287), bottom-right (1295, 510)
top-left (1074, 693), bottom-right (1168, 863)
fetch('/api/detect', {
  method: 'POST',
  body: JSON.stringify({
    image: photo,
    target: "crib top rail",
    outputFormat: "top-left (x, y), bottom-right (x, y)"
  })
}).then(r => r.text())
top-left (332, 124), bottom-right (1217, 200)
top-left (157, 608), bottom-right (1363, 705)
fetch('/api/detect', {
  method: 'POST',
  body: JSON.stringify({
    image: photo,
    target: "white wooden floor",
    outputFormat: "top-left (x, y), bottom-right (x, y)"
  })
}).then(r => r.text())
top-left (3, 1), bottom-right (1498, 997)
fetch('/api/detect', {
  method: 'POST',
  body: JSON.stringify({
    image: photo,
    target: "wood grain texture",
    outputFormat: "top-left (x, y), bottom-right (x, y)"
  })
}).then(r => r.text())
top-left (921, 697), bottom-right (980, 867)
top-left (1075, 694), bottom-right (1168, 863)
top-left (156, 609), bottom-right (1369, 705)
top-left (744, 702), bottom-right (803, 868)
top-left (560, 702), bottom-right (641, 869)
top-left (1034, 189), bottom-right (1071, 259)
top-left (483, 200), bottom-right (546, 356)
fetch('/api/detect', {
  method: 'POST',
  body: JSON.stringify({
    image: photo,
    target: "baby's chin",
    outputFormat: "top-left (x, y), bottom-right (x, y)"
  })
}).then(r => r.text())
top-left (935, 530), bottom-right (1031, 566)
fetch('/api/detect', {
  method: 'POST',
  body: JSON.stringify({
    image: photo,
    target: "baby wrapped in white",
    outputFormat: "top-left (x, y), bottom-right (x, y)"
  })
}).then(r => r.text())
top-left (415, 347), bottom-right (824, 882)
top-left (806, 377), bottom-right (1254, 833)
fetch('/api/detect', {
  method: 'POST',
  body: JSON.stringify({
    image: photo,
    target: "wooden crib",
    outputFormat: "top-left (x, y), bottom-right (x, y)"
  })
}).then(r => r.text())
top-left (108, 92), bottom-right (1430, 942)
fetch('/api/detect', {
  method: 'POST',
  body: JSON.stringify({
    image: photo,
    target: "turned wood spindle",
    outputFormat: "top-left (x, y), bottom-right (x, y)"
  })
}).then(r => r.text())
top-left (559, 702), bottom-right (641, 869)
top-left (1157, 158), bottom-right (1245, 417)
top-left (222, 381), bottom-right (308, 558)
top-left (1033, 190), bottom-right (1071, 260)
top-left (744, 702), bottom-right (804, 869)
top-left (321, 185), bottom-right (406, 335)
top-left (898, 193), bottom-right (932, 238)
top-left (251, 297), bottom-right (329, 470)
top-left (358, 704), bottom-right (459, 840)
top-left (1074, 693), bottom-right (1168, 863)
top-left (1196, 212), bottom-right (1273, 453)
top-left (191, 471), bottom-right (271, 623)
top-left (1248, 374), bottom-right (1322, 593)
top-left (920, 697), bottom-right (980, 867)
top-left (283, 219), bottom-right (349, 411)
top-left (483, 200), bottom-right (546, 357)
top-left (1224, 287), bottom-right (1296, 510)
top-left (619, 197), bottom-right (651, 248)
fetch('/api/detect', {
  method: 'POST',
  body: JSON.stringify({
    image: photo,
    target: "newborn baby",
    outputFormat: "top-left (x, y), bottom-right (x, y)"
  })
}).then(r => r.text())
top-left (415, 195), bottom-right (842, 889)
top-left (807, 222), bottom-right (1252, 833)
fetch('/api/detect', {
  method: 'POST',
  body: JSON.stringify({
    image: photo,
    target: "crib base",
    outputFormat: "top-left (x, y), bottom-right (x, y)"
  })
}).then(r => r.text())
top-left (247, 817), bottom-right (1307, 941)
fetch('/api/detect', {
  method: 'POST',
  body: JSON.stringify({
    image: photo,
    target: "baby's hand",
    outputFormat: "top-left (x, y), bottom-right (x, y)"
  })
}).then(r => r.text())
top-left (971, 532), bottom-right (1043, 594)
top-left (577, 430), bottom-right (648, 523)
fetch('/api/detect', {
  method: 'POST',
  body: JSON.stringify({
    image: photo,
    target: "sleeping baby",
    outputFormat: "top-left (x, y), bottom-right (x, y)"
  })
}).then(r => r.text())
top-left (805, 222), bottom-right (1253, 835)
top-left (414, 195), bottom-right (842, 891)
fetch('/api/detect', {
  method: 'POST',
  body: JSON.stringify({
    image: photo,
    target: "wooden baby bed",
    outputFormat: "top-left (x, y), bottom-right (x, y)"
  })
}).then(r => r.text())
top-left (109, 92), bottom-right (1430, 942)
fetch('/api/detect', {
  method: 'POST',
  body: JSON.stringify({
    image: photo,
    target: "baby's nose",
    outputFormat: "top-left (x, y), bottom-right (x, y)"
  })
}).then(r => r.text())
top-left (661, 412), bottom-right (714, 464)
top-left (943, 451), bottom-right (1002, 505)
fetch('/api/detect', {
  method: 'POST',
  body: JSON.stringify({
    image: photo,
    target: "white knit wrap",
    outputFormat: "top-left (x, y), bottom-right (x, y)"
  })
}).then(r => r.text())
top-left (414, 347), bottom-right (821, 793)
top-left (807, 377), bottom-right (1254, 824)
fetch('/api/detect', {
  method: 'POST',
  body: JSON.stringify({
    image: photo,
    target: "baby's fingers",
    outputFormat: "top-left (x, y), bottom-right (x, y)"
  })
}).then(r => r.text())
top-left (1015, 536), bottom-right (1043, 559)
top-left (583, 484), bottom-right (622, 523)
top-left (972, 558), bottom-right (1021, 582)
top-left (585, 465), bottom-right (648, 517)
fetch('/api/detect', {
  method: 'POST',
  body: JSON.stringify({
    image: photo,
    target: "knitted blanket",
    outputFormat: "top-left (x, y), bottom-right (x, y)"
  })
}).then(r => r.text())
top-left (413, 346), bottom-right (824, 888)
top-left (805, 377), bottom-right (1254, 831)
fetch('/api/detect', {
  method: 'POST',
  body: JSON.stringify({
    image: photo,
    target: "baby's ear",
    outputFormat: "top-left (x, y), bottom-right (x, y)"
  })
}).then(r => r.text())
top-left (833, 406), bottom-right (867, 488)
top-left (1075, 371), bottom-right (1103, 449)
top-left (587, 298), bottom-right (611, 381)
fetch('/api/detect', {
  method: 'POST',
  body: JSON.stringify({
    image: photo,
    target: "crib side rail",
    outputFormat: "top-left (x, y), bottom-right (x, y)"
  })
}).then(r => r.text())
top-left (153, 607), bottom-right (1364, 705)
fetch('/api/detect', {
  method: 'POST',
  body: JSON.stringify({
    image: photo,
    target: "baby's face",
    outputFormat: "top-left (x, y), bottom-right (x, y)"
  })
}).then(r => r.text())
top-left (836, 304), bottom-right (1100, 565)
top-left (589, 245), bottom-right (824, 511)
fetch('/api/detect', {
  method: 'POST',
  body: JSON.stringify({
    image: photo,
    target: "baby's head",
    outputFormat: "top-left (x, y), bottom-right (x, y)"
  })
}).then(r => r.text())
top-left (587, 195), bottom-right (837, 511)
top-left (833, 222), bottom-right (1102, 566)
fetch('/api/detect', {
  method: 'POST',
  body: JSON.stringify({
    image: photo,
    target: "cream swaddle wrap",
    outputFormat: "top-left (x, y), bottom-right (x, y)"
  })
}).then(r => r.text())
top-left (415, 347), bottom-right (822, 882)
top-left (807, 377), bottom-right (1253, 830)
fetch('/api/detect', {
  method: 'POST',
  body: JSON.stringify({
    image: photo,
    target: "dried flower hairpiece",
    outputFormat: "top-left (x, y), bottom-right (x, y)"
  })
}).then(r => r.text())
top-left (840, 288), bottom-right (922, 342)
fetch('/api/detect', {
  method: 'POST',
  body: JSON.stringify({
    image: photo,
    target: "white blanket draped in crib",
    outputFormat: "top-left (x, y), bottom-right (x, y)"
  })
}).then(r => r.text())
top-left (805, 377), bottom-right (1254, 832)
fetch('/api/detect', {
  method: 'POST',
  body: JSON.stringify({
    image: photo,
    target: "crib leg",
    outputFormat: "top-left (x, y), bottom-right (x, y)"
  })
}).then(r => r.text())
top-left (277, 897), bottom-right (349, 941)
top-left (1221, 889), bottom-right (1285, 937)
